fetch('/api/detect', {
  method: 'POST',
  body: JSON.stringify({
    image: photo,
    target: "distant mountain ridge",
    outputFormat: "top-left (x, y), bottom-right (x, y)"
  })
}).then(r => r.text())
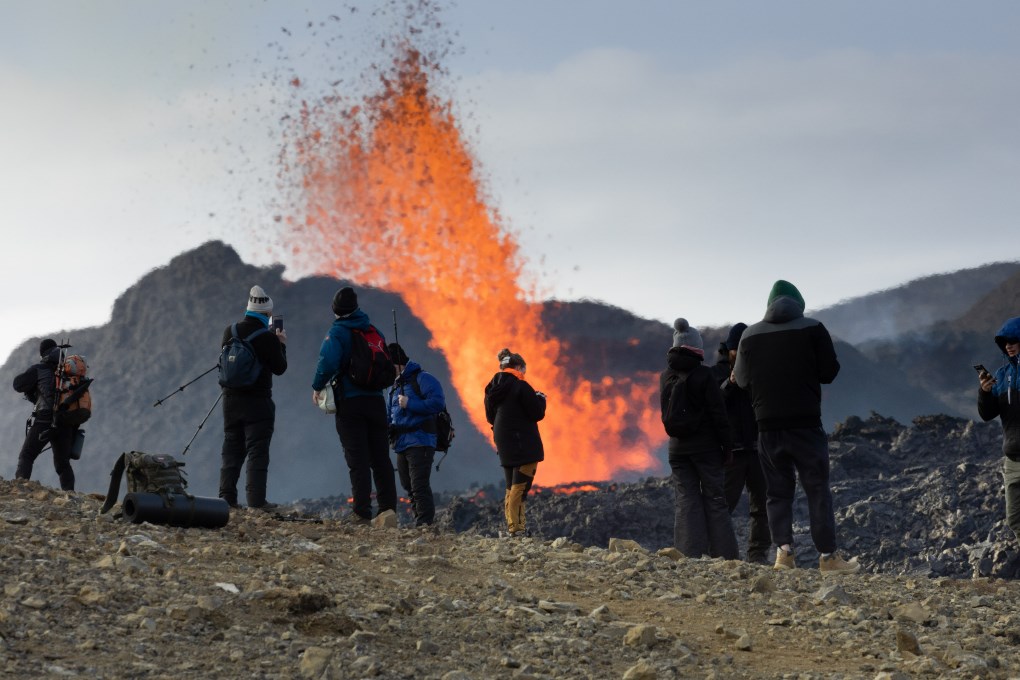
top-left (1, 242), bottom-right (1016, 499)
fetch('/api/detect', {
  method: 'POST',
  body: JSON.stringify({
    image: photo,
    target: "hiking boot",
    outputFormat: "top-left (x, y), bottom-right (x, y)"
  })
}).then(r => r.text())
top-left (773, 547), bottom-right (795, 571)
top-left (342, 512), bottom-right (371, 526)
top-left (251, 501), bottom-right (279, 512)
top-left (819, 553), bottom-right (861, 575)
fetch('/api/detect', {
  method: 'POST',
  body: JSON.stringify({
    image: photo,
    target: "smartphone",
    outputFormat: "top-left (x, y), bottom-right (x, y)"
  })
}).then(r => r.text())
top-left (974, 364), bottom-right (990, 377)
top-left (272, 315), bottom-right (283, 332)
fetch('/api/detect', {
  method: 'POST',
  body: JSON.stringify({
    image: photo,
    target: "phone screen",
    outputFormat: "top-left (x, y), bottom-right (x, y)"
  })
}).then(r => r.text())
top-left (272, 316), bottom-right (283, 331)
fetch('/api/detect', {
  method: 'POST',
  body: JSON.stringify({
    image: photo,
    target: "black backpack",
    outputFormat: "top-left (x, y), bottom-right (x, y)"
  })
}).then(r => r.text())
top-left (405, 374), bottom-right (455, 452)
top-left (348, 325), bottom-right (396, 391)
top-left (661, 370), bottom-right (703, 437)
top-left (218, 324), bottom-right (269, 388)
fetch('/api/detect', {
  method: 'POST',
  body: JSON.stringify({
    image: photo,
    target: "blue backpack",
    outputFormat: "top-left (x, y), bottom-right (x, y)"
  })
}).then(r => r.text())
top-left (218, 324), bottom-right (269, 388)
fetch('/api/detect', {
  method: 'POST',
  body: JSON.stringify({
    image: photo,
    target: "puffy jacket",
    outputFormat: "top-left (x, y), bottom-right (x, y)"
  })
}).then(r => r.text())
top-left (220, 313), bottom-right (288, 398)
top-left (978, 317), bottom-right (1020, 460)
top-left (484, 370), bottom-right (546, 467)
top-left (733, 296), bottom-right (840, 431)
top-left (661, 347), bottom-right (733, 460)
top-left (12, 347), bottom-right (60, 416)
top-left (387, 362), bottom-right (446, 452)
top-left (311, 310), bottom-right (386, 399)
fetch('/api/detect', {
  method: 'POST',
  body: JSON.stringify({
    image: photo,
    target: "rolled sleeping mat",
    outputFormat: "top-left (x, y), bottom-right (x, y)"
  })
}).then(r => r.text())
top-left (122, 492), bottom-right (230, 528)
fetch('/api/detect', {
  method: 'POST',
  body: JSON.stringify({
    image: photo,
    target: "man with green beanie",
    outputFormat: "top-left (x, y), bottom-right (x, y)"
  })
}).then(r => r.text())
top-left (733, 280), bottom-right (859, 575)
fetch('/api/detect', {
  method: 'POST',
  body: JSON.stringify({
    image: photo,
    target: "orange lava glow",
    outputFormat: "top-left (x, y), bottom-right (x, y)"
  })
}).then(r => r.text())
top-left (279, 47), bottom-right (666, 484)
top-left (539, 483), bottom-right (602, 495)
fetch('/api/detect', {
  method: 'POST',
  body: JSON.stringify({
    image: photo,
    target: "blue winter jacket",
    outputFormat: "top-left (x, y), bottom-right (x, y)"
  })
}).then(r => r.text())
top-left (311, 310), bottom-right (387, 399)
top-left (978, 316), bottom-right (1020, 460)
top-left (387, 361), bottom-right (446, 452)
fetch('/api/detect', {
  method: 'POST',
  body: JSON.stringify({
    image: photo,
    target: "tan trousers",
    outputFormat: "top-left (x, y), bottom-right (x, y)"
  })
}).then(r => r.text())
top-left (504, 462), bottom-right (538, 535)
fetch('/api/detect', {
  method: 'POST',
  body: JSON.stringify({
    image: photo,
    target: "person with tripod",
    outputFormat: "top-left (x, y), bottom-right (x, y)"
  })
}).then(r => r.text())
top-left (12, 339), bottom-right (77, 490)
top-left (219, 285), bottom-right (287, 510)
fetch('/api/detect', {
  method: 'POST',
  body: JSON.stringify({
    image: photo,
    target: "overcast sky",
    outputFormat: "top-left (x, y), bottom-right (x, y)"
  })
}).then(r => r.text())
top-left (2, 1), bottom-right (1019, 364)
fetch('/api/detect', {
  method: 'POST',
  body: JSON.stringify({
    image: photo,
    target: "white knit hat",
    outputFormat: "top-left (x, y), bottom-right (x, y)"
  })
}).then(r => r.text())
top-left (247, 285), bottom-right (273, 314)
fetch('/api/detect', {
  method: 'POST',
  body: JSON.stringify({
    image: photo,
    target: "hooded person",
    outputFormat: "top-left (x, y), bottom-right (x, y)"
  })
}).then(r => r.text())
top-left (386, 342), bottom-right (447, 526)
top-left (733, 280), bottom-right (859, 574)
top-left (661, 319), bottom-right (739, 559)
top-left (218, 285), bottom-right (288, 510)
top-left (311, 286), bottom-right (397, 524)
top-left (484, 348), bottom-right (547, 537)
top-left (13, 339), bottom-right (77, 490)
top-left (978, 316), bottom-right (1020, 538)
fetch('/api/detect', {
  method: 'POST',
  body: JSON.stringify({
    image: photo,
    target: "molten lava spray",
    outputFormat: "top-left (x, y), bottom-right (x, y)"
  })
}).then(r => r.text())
top-left (280, 47), bottom-right (665, 484)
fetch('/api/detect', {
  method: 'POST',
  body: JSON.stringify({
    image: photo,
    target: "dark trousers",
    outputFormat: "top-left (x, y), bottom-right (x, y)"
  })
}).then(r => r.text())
top-left (724, 448), bottom-right (772, 562)
top-left (220, 394), bottom-right (275, 506)
top-left (397, 446), bottom-right (435, 525)
top-left (336, 395), bottom-right (396, 519)
top-left (758, 427), bottom-right (837, 554)
top-left (16, 417), bottom-right (75, 491)
top-left (670, 451), bottom-right (739, 559)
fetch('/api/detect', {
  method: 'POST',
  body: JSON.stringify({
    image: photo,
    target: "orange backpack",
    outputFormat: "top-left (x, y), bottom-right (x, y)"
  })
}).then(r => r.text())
top-left (55, 354), bottom-right (93, 427)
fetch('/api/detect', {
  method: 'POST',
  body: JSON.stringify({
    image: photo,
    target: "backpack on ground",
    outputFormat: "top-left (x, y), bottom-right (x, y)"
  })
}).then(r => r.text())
top-left (406, 373), bottom-right (456, 452)
top-left (100, 451), bottom-right (190, 514)
top-left (347, 325), bottom-right (396, 391)
top-left (55, 353), bottom-right (93, 427)
top-left (218, 323), bottom-right (269, 389)
top-left (661, 370), bottom-right (703, 437)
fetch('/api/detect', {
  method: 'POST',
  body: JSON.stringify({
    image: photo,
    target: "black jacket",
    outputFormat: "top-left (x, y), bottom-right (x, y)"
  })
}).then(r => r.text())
top-left (221, 316), bottom-right (288, 398)
top-left (661, 348), bottom-right (732, 459)
top-left (12, 348), bottom-right (60, 416)
top-left (484, 370), bottom-right (546, 467)
top-left (733, 297), bottom-right (840, 431)
top-left (711, 361), bottom-right (758, 452)
top-left (978, 355), bottom-right (1020, 460)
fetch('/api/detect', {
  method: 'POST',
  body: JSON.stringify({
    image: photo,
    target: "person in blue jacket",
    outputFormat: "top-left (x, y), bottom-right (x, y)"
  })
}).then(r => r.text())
top-left (386, 343), bottom-right (446, 526)
top-left (311, 286), bottom-right (396, 524)
top-left (978, 316), bottom-right (1020, 539)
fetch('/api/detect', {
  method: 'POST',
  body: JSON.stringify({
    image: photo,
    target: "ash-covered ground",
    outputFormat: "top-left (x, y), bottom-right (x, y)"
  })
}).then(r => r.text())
top-left (295, 414), bottom-right (1020, 580)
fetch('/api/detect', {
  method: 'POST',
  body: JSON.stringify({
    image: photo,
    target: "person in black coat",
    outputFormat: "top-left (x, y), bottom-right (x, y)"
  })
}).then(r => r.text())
top-left (219, 285), bottom-right (288, 509)
top-left (661, 319), bottom-right (738, 559)
top-left (13, 339), bottom-right (77, 490)
top-left (484, 348), bottom-right (546, 537)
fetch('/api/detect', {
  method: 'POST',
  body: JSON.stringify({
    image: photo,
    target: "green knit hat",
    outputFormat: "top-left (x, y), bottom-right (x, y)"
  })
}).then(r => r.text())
top-left (768, 280), bottom-right (805, 308)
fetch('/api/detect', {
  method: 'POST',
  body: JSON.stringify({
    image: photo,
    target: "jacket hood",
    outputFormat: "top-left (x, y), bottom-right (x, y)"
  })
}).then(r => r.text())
top-left (42, 347), bottom-right (61, 366)
top-left (995, 317), bottom-right (1020, 353)
top-left (666, 346), bottom-right (702, 372)
top-left (397, 361), bottom-right (423, 383)
top-left (485, 371), bottom-right (519, 406)
top-left (332, 309), bottom-right (372, 331)
top-left (763, 296), bottom-right (805, 324)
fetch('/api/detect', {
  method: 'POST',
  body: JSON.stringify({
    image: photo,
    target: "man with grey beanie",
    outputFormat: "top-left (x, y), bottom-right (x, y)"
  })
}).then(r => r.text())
top-left (219, 285), bottom-right (288, 510)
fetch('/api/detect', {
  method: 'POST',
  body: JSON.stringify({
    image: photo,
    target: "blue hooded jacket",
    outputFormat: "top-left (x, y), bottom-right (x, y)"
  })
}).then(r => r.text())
top-left (311, 309), bottom-right (386, 399)
top-left (387, 361), bottom-right (446, 452)
top-left (978, 316), bottom-right (1020, 459)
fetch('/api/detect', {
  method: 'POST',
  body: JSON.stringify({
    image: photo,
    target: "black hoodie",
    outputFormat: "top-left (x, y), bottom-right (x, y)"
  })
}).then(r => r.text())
top-left (484, 370), bottom-right (546, 467)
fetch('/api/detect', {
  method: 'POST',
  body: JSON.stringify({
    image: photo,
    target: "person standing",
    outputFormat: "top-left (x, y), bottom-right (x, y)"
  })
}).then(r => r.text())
top-left (662, 319), bottom-right (739, 560)
top-left (733, 280), bottom-right (858, 574)
top-left (484, 348), bottom-right (546, 538)
top-left (386, 343), bottom-right (446, 527)
top-left (711, 322), bottom-right (772, 564)
top-left (311, 286), bottom-right (397, 524)
top-left (13, 339), bottom-right (77, 490)
top-left (219, 285), bottom-right (288, 510)
top-left (978, 316), bottom-right (1020, 539)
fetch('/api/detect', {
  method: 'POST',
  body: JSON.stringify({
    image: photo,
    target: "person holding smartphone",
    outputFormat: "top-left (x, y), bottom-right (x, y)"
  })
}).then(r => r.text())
top-left (978, 316), bottom-right (1020, 539)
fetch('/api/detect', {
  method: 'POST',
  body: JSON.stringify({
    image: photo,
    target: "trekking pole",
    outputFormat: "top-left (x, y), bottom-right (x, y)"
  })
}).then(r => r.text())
top-left (153, 365), bottom-right (219, 407)
top-left (180, 392), bottom-right (223, 457)
top-left (435, 450), bottom-right (449, 472)
top-left (392, 310), bottom-right (404, 396)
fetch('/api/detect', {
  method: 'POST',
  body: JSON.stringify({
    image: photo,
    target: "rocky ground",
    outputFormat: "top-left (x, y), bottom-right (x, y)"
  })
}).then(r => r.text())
top-left (3, 470), bottom-right (1020, 679)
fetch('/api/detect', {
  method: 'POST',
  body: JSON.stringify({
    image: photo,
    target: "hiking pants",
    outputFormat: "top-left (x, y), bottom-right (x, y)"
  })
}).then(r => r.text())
top-left (336, 395), bottom-right (396, 520)
top-left (1004, 457), bottom-right (1020, 539)
top-left (758, 427), bottom-right (837, 554)
top-left (16, 417), bottom-right (75, 491)
top-left (670, 451), bottom-right (739, 559)
top-left (724, 448), bottom-right (772, 563)
top-left (503, 462), bottom-right (538, 535)
top-left (220, 393), bottom-right (275, 507)
top-left (397, 446), bottom-right (435, 526)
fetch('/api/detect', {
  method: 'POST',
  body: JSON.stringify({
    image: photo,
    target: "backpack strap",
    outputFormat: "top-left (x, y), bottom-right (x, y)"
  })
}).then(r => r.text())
top-left (100, 453), bottom-right (128, 514)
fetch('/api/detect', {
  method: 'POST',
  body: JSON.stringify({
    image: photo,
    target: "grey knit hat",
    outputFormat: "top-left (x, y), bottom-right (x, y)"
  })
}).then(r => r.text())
top-left (672, 318), bottom-right (704, 357)
top-left (246, 285), bottom-right (273, 314)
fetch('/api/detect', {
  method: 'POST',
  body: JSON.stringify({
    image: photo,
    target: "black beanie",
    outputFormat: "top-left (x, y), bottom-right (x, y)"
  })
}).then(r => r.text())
top-left (387, 343), bottom-right (409, 366)
top-left (724, 323), bottom-right (748, 352)
top-left (39, 339), bottom-right (57, 357)
top-left (332, 287), bottom-right (359, 316)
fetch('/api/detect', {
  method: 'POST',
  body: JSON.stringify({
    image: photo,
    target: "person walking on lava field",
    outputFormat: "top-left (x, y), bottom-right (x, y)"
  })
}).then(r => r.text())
top-left (386, 342), bottom-right (446, 527)
top-left (12, 339), bottom-right (77, 491)
top-left (219, 285), bottom-right (288, 510)
top-left (484, 348), bottom-right (546, 538)
top-left (978, 316), bottom-right (1020, 540)
top-left (311, 286), bottom-right (397, 525)
top-left (661, 319), bottom-right (739, 560)
top-left (733, 280), bottom-right (860, 574)
top-left (710, 322), bottom-right (772, 564)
